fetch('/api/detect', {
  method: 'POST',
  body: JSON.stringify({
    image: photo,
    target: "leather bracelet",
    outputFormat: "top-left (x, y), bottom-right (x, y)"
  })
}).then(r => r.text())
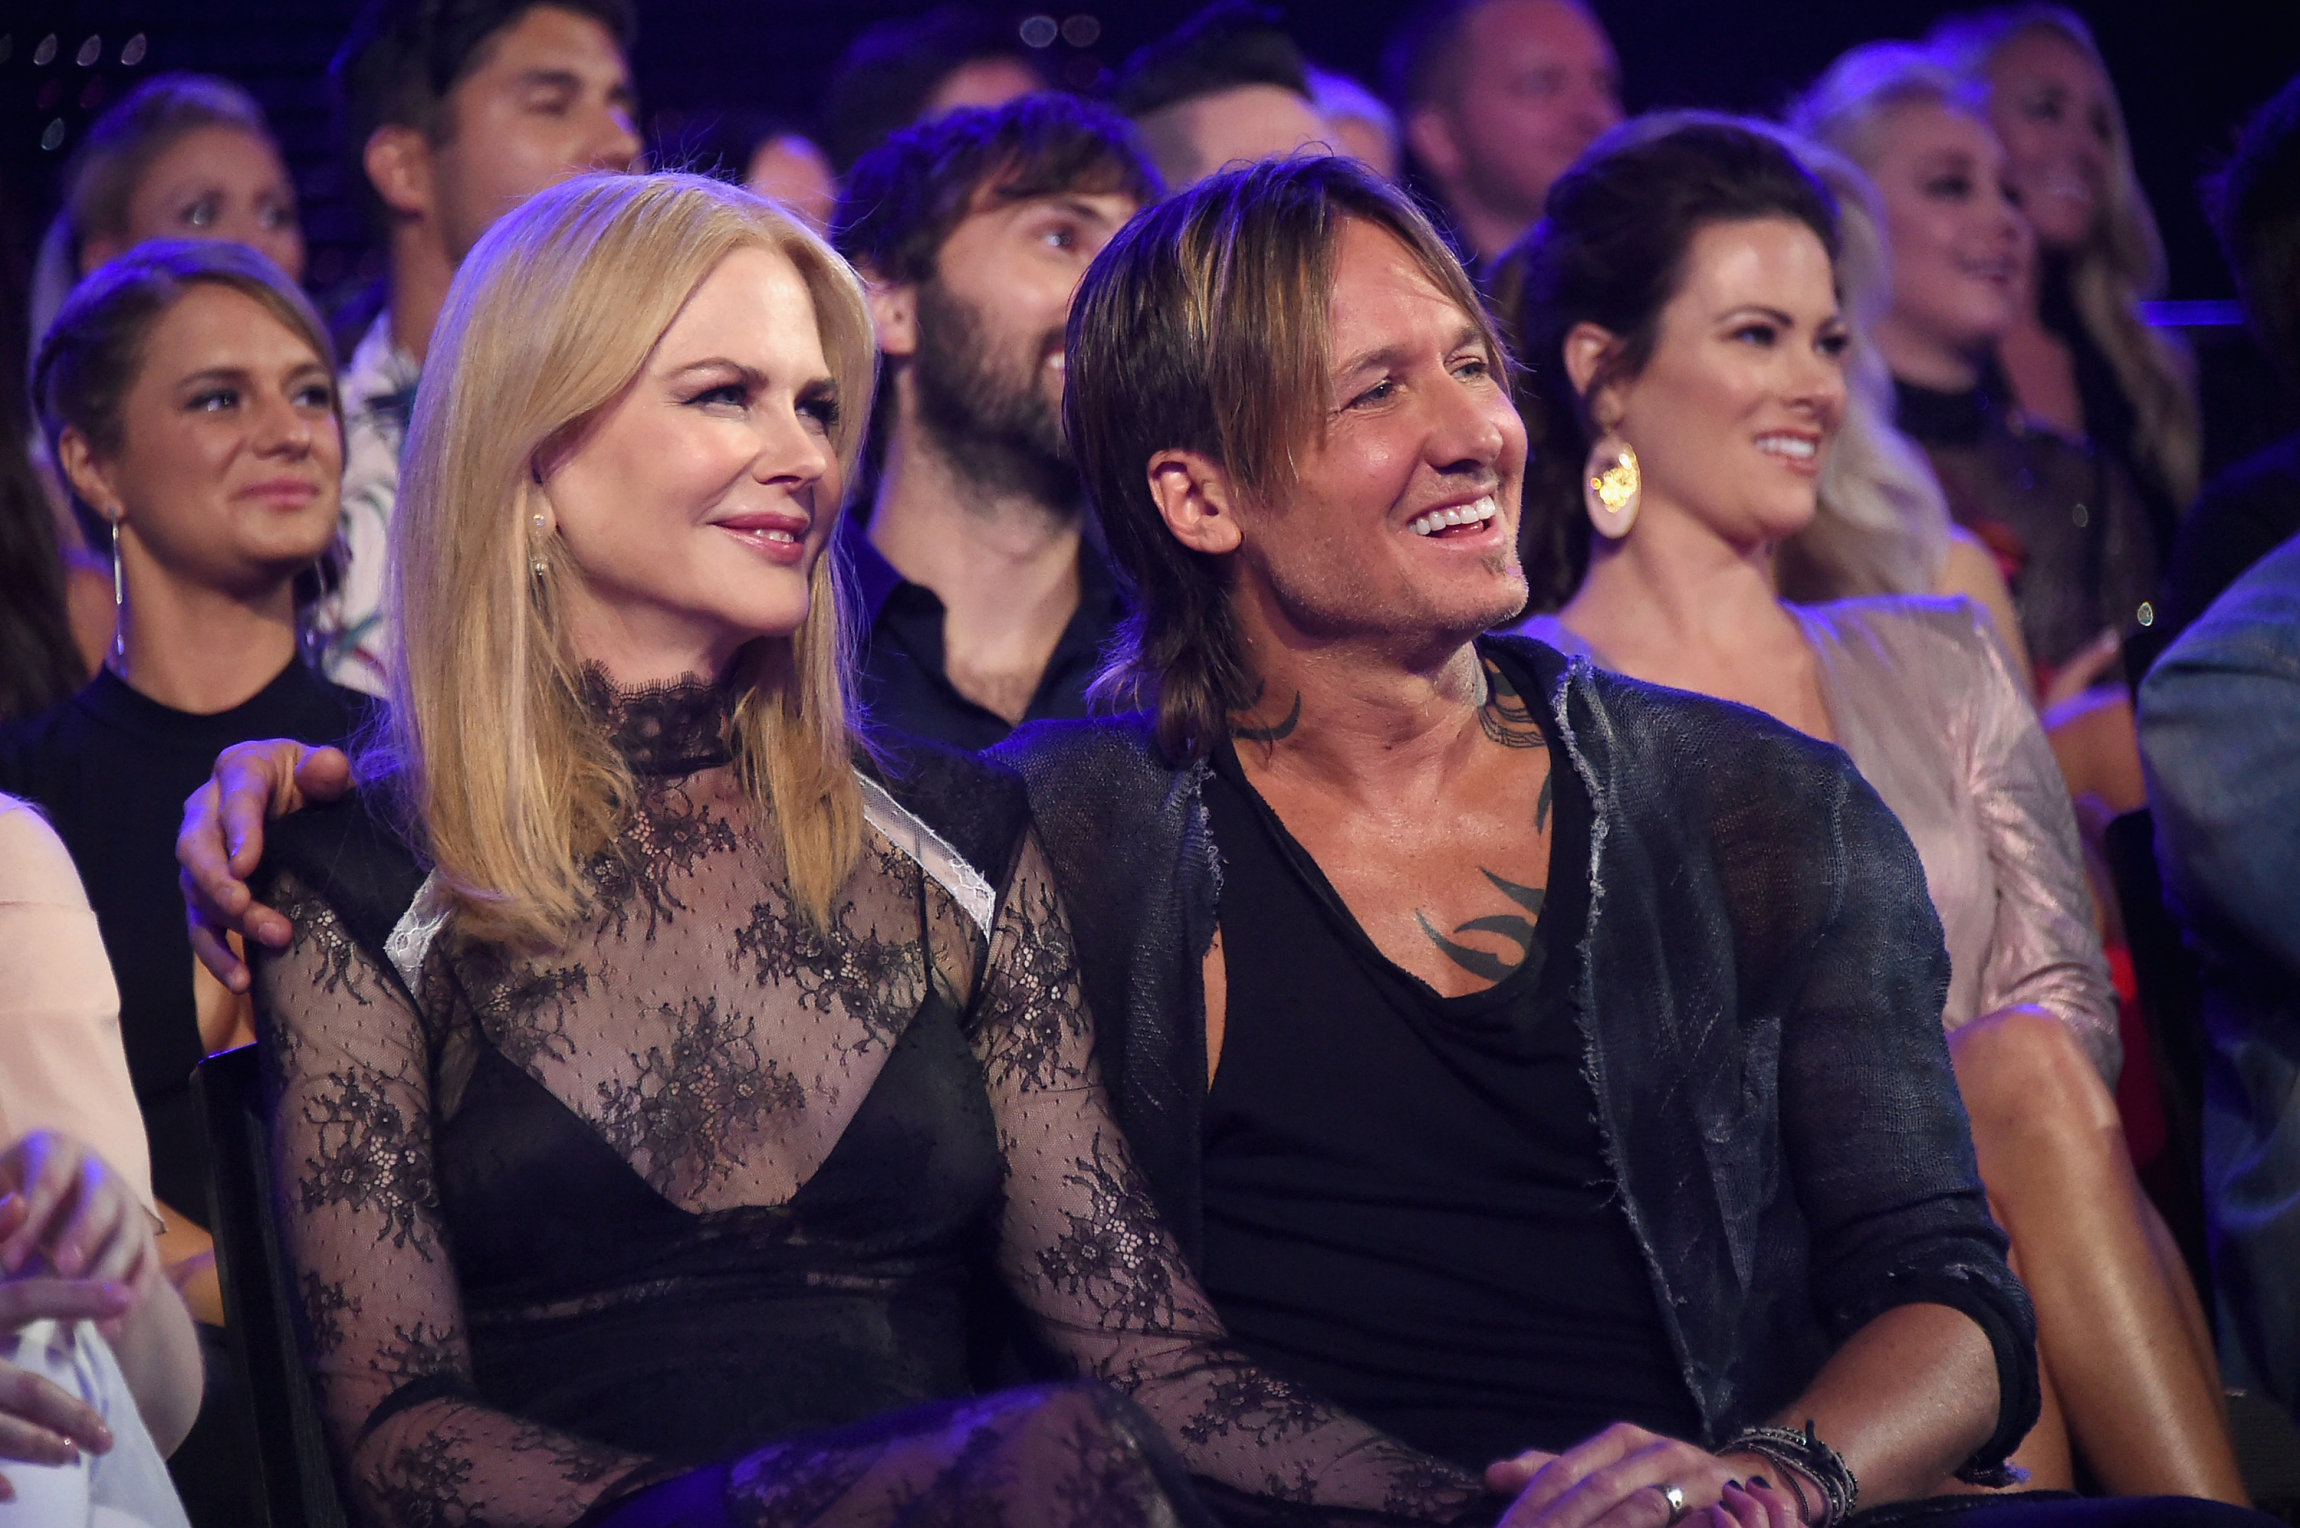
top-left (1720, 1421), bottom-right (1857, 1527)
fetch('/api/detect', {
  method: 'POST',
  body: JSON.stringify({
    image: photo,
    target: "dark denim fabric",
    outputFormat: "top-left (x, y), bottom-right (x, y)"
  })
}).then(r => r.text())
top-left (993, 636), bottom-right (2040, 1481)
top-left (2140, 530), bottom-right (2300, 1418)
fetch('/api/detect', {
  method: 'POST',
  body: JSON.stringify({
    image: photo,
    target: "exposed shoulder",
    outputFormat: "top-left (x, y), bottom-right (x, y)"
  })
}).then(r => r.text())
top-left (0, 797), bottom-right (87, 908)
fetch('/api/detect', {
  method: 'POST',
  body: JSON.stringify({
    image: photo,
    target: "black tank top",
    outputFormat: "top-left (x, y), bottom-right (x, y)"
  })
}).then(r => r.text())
top-left (1198, 665), bottom-right (1700, 1470)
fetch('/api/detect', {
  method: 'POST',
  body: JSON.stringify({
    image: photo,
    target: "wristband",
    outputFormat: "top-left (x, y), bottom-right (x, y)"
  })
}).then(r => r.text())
top-left (1720, 1420), bottom-right (1857, 1527)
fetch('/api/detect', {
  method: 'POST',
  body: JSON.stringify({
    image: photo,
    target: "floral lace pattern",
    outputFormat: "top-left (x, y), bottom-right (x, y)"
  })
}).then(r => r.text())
top-left (253, 680), bottom-right (1490, 1527)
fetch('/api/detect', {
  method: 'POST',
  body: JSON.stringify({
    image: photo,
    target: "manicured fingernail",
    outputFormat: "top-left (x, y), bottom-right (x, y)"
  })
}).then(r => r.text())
top-left (1748, 1475), bottom-right (1771, 1491)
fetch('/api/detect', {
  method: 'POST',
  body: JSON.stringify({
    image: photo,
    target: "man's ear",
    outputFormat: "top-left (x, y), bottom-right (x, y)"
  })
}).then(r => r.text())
top-left (363, 123), bottom-right (436, 222)
top-left (862, 271), bottom-right (917, 361)
top-left (1562, 321), bottom-right (1625, 428)
top-left (1403, 105), bottom-right (1464, 183)
top-left (55, 428), bottom-right (123, 526)
top-left (1146, 448), bottom-right (1243, 557)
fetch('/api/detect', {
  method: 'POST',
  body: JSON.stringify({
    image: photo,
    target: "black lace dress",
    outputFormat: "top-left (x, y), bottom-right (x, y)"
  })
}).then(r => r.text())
top-left (251, 679), bottom-right (1487, 1528)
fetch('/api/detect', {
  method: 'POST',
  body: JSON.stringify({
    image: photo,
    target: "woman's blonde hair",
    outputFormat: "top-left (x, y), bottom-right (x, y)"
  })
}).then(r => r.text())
top-left (377, 171), bottom-right (877, 946)
top-left (1776, 67), bottom-right (1979, 597)
top-left (1932, 5), bottom-right (2200, 506)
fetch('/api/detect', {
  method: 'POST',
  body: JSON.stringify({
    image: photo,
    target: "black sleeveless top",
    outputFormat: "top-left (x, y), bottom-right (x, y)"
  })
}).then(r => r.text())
top-left (1197, 673), bottom-right (1699, 1471)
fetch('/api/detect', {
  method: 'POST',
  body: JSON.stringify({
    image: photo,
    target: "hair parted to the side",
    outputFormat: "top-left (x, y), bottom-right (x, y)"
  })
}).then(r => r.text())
top-left (1596, 109), bottom-right (1954, 604)
top-left (34, 239), bottom-right (344, 560)
top-left (376, 171), bottom-right (877, 946)
top-left (1066, 153), bottom-right (1501, 763)
top-left (1489, 119), bottom-right (1841, 612)
top-left (1931, 4), bottom-right (2200, 507)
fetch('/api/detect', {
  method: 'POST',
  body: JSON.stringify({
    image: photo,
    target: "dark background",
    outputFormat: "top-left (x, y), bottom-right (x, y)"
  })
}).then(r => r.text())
top-left (4, 1), bottom-right (2298, 313)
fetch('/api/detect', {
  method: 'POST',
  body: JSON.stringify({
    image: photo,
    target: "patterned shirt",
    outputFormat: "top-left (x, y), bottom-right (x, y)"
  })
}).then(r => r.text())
top-left (314, 309), bottom-right (421, 697)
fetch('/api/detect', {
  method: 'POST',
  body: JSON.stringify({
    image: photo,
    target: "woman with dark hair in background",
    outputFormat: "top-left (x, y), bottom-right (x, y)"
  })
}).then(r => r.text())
top-left (0, 240), bottom-right (366, 1524)
top-left (1496, 116), bottom-right (2246, 1504)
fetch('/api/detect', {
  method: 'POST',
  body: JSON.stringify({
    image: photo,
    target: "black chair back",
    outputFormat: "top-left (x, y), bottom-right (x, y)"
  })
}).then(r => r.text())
top-left (195, 1043), bottom-right (351, 1528)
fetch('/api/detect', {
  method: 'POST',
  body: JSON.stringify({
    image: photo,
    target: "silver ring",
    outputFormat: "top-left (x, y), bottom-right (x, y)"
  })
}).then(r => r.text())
top-left (1656, 1483), bottom-right (1689, 1524)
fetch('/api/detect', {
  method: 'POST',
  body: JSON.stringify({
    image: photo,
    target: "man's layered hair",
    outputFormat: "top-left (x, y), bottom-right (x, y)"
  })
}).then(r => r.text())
top-left (831, 93), bottom-right (1160, 286)
top-left (1066, 154), bottom-right (1500, 763)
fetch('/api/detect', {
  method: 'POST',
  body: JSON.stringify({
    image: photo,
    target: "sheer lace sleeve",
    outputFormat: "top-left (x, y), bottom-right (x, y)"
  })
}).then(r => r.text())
top-left (253, 871), bottom-right (654, 1527)
top-left (1959, 605), bottom-right (2122, 1081)
top-left (969, 835), bottom-right (1491, 1527)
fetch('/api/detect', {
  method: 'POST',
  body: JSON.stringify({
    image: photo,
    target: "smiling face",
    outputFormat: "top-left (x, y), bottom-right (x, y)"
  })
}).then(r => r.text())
top-left (69, 283), bottom-right (341, 596)
top-left (539, 245), bottom-right (843, 684)
top-left (87, 126), bottom-right (304, 281)
top-left (1984, 26), bottom-right (2117, 253)
top-left (1870, 99), bottom-right (2030, 354)
top-left (1232, 218), bottom-right (1527, 647)
top-left (1601, 217), bottom-right (1847, 550)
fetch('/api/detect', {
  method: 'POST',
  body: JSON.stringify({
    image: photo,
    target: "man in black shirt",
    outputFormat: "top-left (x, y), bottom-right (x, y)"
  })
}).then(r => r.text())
top-left (827, 96), bottom-right (1155, 752)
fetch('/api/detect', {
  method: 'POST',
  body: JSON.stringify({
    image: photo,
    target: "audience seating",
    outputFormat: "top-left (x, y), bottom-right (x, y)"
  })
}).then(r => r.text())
top-left (195, 1043), bottom-right (351, 1528)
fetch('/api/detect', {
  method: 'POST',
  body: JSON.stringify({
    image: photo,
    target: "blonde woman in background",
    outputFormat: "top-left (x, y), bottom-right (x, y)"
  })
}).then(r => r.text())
top-left (1765, 119), bottom-right (2035, 688)
top-left (1934, 6), bottom-right (2200, 532)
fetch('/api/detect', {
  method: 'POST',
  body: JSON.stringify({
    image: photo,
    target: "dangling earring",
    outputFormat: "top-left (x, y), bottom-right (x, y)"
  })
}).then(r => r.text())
top-left (1582, 434), bottom-right (1641, 539)
top-left (107, 516), bottom-right (126, 659)
top-left (530, 510), bottom-right (550, 579)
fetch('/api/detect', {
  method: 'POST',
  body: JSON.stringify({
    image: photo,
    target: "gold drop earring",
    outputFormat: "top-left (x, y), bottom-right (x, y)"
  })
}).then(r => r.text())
top-left (1582, 432), bottom-right (1641, 539)
top-left (530, 510), bottom-right (551, 579)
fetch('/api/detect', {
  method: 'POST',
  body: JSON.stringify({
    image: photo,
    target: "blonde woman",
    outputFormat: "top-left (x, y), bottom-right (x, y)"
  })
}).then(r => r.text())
top-left (210, 172), bottom-right (1522, 1528)
top-left (1935, 6), bottom-right (2199, 526)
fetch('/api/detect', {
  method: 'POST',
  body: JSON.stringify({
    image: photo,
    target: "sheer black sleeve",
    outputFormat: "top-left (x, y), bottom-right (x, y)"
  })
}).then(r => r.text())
top-left (253, 871), bottom-right (654, 1526)
top-left (967, 834), bottom-right (1494, 1526)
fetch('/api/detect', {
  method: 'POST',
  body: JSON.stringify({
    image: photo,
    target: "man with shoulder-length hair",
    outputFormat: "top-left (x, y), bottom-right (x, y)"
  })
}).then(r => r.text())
top-left (994, 154), bottom-right (2045, 1525)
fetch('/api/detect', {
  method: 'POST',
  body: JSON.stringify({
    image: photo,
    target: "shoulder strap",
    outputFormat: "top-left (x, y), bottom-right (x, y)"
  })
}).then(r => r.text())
top-left (856, 773), bottom-right (995, 940)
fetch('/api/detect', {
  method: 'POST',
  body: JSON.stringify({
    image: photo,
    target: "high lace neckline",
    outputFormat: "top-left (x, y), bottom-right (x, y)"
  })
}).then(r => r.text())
top-left (579, 666), bottom-right (734, 776)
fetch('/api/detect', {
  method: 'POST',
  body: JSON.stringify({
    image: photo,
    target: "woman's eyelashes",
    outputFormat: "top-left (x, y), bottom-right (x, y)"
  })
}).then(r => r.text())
top-left (1724, 321), bottom-right (1847, 360)
top-left (685, 379), bottom-right (751, 410)
top-left (681, 375), bottom-right (841, 433)
top-left (797, 389), bottom-right (841, 431)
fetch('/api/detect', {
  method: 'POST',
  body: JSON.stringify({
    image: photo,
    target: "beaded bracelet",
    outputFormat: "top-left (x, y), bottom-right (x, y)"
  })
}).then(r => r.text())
top-left (1720, 1420), bottom-right (1858, 1527)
